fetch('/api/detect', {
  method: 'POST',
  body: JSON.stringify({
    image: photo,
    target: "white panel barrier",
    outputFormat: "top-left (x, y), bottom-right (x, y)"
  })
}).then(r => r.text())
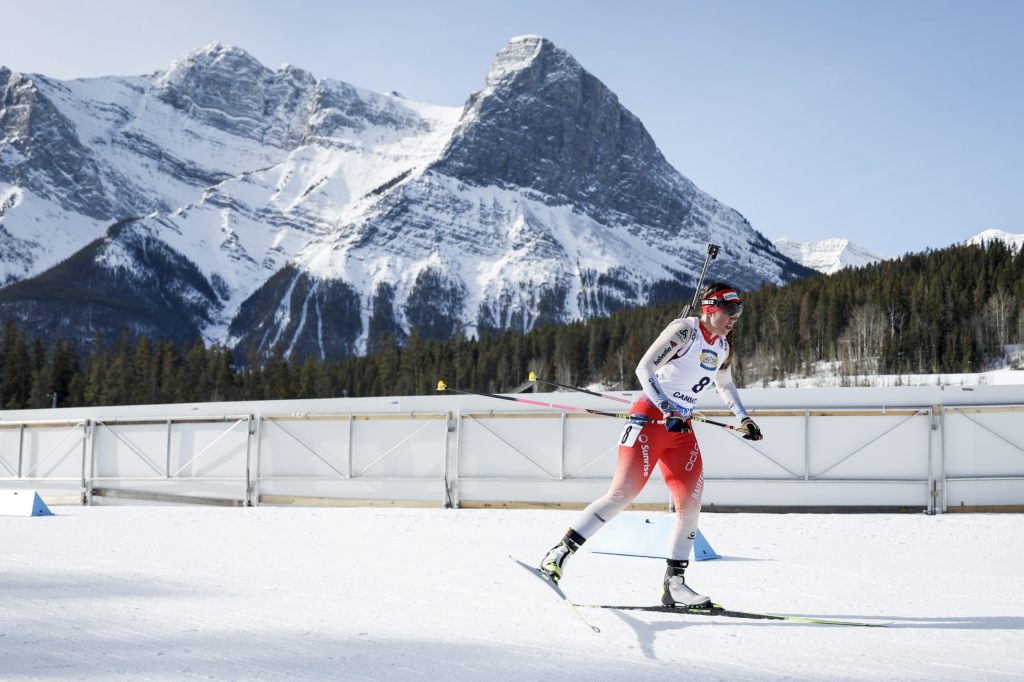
top-left (696, 408), bottom-right (934, 509)
top-left (255, 413), bottom-right (448, 504)
top-left (0, 388), bottom-right (1022, 511)
top-left (941, 405), bottom-right (1024, 510)
top-left (87, 416), bottom-right (253, 505)
top-left (453, 411), bottom-right (667, 508)
top-left (0, 420), bottom-right (88, 503)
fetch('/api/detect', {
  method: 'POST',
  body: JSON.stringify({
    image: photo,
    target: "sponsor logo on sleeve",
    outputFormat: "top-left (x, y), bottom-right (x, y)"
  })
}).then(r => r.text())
top-left (653, 340), bottom-right (678, 365)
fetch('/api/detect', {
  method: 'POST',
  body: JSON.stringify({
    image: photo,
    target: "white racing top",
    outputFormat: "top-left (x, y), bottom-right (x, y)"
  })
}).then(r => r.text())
top-left (634, 316), bottom-right (749, 420)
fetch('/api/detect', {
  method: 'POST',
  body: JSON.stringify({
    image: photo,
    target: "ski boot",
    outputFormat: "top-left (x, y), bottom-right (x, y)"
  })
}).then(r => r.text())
top-left (661, 559), bottom-right (711, 608)
top-left (540, 529), bottom-right (585, 583)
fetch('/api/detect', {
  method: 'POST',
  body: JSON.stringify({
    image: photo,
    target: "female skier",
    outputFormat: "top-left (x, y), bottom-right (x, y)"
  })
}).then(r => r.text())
top-left (539, 282), bottom-right (763, 607)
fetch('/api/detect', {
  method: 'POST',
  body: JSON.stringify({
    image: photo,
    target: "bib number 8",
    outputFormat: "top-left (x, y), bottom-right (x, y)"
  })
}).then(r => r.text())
top-left (619, 422), bottom-right (642, 447)
top-left (691, 376), bottom-right (711, 393)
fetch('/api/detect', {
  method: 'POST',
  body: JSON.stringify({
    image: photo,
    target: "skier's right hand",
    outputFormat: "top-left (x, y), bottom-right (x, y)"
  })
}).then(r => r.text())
top-left (657, 399), bottom-right (692, 433)
top-left (663, 410), bottom-right (692, 433)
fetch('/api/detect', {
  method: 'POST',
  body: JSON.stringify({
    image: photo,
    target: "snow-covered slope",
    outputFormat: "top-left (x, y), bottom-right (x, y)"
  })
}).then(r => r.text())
top-left (1, 38), bottom-right (812, 359)
top-left (2, 506), bottom-right (1021, 680)
top-left (773, 237), bottom-right (883, 275)
top-left (227, 36), bottom-right (812, 358)
top-left (968, 229), bottom-right (1024, 252)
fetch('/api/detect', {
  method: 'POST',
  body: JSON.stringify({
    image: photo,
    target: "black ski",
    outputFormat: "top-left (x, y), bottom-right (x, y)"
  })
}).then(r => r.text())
top-left (510, 557), bottom-right (601, 633)
top-left (576, 602), bottom-right (887, 627)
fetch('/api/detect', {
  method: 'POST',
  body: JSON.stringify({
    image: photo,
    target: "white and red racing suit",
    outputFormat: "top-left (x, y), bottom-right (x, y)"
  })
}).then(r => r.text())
top-left (570, 316), bottom-right (750, 560)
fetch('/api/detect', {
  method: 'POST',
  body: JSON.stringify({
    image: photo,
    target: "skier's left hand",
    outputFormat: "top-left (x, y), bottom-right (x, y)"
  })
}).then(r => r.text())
top-left (740, 418), bottom-right (763, 441)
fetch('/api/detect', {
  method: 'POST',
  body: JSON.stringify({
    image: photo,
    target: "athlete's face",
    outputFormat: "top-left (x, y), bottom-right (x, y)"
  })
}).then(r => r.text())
top-left (705, 308), bottom-right (738, 337)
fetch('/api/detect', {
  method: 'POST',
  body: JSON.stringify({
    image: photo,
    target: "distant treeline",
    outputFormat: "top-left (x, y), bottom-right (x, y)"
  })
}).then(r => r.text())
top-left (0, 241), bottom-right (1021, 409)
top-left (736, 240), bottom-right (1024, 384)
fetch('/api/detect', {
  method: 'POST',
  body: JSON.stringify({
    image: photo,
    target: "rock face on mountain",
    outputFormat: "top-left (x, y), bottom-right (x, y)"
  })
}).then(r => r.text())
top-left (0, 38), bottom-right (812, 360)
top-left (0, 69), bottom-right (115, 221)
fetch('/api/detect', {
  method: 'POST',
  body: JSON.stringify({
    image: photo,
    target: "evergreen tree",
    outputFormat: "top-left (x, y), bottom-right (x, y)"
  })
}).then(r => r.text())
top-left (0, 240), bottom-right (1020, 406)
top-left (1, 323), bottom-right (32, 409)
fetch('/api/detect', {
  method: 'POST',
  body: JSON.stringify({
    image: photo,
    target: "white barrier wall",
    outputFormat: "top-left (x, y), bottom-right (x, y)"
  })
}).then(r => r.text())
top-left (1, 384), bottom-right (1022, 511)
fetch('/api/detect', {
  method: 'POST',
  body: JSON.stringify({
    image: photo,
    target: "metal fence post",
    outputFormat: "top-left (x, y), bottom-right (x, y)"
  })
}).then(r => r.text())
top-left (938, 405), bottom-right (947, 514)
top-left (165, 419), bottom-right (173, 478)
top-left (87, 419), bottom-right (98, 506)
top-left (17, 423), bottom-right (25, 478)
top-left (347, 414), bottom-right (354, 478)
top-left (443, 410), bottom-right (453, 508)
top-left (243, 415), bottom-right (254, 506)
top-left (453, 410), bottom-right (463, 508)
top-left (804, 409), bottom-right (811, 480)
top-left (79, 420), bottom-right (90, 505)
top-left (559, 412), bottom-right (566, 481)
top-left (252, 414), bottom-right (264, 507)
top-left (926, 406), bottom-right (936, 514)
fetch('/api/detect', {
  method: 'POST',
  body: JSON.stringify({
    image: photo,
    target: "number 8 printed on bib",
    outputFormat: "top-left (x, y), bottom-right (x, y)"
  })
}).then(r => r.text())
top-left (618, 421), bottom-right (642, 447)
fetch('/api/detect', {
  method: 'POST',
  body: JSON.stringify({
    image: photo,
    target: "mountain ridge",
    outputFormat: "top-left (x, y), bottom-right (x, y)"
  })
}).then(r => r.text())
top-left (773, 237), bottom-right (883, 275)
top-left (1, 38), bottom-right (812, 359)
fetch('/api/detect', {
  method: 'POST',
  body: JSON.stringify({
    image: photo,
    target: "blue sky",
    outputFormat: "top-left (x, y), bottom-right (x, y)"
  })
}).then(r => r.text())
top-left (3, 0), bottom-right (1021, 257)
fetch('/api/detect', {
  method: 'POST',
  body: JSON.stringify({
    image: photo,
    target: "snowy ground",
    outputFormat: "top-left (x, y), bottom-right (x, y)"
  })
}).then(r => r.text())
top-left (2, 506), bottom-right (1022, 681)
top-left (759, 356), bottom-right (1024, 388)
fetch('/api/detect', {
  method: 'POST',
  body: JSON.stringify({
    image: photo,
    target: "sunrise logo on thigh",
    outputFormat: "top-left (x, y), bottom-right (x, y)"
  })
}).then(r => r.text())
top-left (639, 434), bottom-right (650, 478)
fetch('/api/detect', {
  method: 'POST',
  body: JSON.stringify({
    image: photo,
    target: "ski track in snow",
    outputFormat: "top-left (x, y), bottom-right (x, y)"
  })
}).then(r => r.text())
top-left (1, 507), bottom-right (1021, 681)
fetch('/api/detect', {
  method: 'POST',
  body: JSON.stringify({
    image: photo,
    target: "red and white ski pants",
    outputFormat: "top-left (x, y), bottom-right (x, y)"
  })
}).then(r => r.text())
top-left (571, 398), bottom-right (704, 561)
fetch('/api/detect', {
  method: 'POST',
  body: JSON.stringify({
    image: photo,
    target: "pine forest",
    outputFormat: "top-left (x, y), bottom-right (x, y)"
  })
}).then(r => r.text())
top-left (1, 241), bottom-right (1022, 409)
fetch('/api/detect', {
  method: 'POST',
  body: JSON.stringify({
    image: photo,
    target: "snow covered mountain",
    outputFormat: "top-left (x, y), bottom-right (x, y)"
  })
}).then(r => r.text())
top-left (1, 37), bottom-right (812, 359)
top-left (772, 237), bottom-right (883, 275)
top-left (967, 229), bottom-right (1024, 252)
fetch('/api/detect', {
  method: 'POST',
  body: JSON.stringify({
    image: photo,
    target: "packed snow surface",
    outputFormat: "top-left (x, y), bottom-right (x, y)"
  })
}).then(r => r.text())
top-left (1, 506), bottom-right (1021, 681)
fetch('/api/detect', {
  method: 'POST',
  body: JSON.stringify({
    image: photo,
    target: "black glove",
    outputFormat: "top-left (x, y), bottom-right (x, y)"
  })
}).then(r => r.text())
top-left (740, 418), bottom-right (763, 441)
top-left (664, 411), bottom-right (692, 433)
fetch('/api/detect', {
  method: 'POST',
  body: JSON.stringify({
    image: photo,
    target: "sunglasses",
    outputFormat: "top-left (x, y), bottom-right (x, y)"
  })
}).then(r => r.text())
top-left (702, 299), bottom-right (744, 317)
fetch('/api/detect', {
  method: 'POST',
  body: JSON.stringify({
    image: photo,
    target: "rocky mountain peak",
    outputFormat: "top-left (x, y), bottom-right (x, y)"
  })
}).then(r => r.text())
top-left (153, 44), bottom-right (315, 146)
top-left (482, 35), bottom-right (575, 87)
top-left (156, 43), bottom-right (271, 84)
top-left (434, 35), bottom-right (691, 232)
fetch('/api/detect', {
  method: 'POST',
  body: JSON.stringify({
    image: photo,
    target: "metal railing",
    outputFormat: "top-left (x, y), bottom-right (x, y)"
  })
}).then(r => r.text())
top-left (1, 403), bottom-right (1021, 512)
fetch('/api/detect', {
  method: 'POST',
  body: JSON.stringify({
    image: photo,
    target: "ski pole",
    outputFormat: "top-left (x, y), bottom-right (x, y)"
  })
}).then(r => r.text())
top-left (436, 380), bottom-right (632, 419)
top-left (438, 380), bottom-right (742, 431)
top-left (527, 371), bottom-right (632, 404)
top-left (526, 373), bottom-right (742, 432)
top-left (678, 243), bottom-right (720, 319)
top-left (687, 414), bottom-right (739, 431)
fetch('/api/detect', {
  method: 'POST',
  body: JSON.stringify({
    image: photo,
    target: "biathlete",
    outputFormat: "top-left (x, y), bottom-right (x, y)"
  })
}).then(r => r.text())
top-left (539, 282), bottom-right (763, 607)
